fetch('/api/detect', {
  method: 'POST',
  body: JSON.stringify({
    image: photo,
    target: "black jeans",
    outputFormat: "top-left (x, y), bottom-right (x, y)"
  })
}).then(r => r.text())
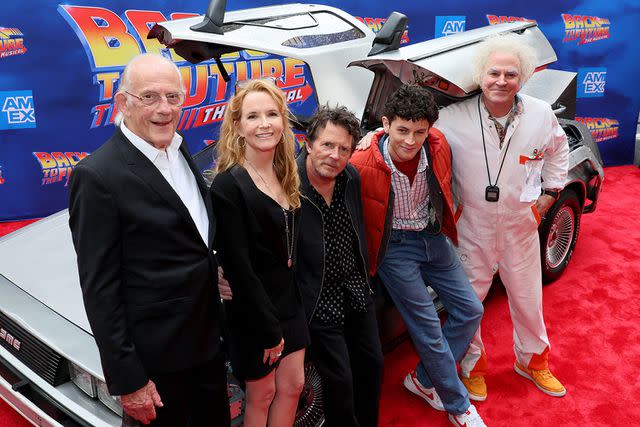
top-left (148, 350), bottom-right (230, 427)
top-left (309, 304), bottom-right (384, 427)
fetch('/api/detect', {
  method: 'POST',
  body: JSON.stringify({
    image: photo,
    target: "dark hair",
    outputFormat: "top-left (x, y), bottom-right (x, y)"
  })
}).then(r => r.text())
top-left (383, 84), bottom-right (439, 125)
top-left (306, 104), bottom-right (361, 150)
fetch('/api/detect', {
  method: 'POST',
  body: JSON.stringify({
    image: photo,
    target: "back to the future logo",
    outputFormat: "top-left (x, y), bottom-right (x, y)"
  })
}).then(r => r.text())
top-left (0, 27), bottom-right (27, 58)
top-left (0, 90), bottom-right (36, 129)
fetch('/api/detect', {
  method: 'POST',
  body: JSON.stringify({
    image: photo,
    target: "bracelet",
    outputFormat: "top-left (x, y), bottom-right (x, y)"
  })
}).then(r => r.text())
top-left (542, 189), bottom-right (560, 199)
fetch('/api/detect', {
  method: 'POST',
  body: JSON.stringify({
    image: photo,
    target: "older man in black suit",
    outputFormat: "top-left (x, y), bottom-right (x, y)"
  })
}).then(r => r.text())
top-left (68, 54), bottom-right (229, 426)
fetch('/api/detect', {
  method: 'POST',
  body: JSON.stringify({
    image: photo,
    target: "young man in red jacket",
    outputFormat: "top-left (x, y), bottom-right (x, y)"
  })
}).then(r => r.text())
top-left (350, 84), bottom-right (485, 427)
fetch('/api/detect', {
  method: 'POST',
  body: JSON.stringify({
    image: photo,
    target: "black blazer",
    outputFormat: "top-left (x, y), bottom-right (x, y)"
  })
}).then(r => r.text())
top-left (210, 166), bottom-right (301, 350)
top-left (68, 128), bottom-right (222, 396)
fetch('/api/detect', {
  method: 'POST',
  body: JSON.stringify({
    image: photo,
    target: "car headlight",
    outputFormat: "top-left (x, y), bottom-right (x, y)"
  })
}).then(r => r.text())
top-left (96, 379), bottom-right (123, 416)
top-left (67, 361), bottom-right (123, 416)
top-left (68, 361), bottom-right (97, 397)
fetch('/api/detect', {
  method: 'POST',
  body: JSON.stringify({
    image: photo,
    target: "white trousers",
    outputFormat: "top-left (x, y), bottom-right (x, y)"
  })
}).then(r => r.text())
top-left (457, 204), bottom-right (550, 377)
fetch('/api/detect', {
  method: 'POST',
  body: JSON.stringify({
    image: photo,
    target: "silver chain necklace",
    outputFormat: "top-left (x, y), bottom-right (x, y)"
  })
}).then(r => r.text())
top-left (245, 159), bottom-right (295, 268)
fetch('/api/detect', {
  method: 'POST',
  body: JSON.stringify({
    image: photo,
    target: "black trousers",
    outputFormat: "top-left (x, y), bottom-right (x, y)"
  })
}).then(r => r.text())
top-left (148, 350), bottom-right (230, 427)
top-left (309, 304), bottom-right (384, 427)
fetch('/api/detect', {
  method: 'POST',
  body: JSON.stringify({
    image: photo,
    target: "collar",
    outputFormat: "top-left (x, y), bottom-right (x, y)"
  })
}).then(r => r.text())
top-left (120, 121), bottom-right (183, 163)
top-left (481, 94), bottom-right (524, 122)
top-left (381, 134), bottom-right (428, 175)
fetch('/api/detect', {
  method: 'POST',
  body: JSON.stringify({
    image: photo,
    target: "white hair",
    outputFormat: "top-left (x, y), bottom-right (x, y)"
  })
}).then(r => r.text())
top-left (114, 53), bottom-right (184, 126)
top-left (471, 34), bottom-right (538, 89)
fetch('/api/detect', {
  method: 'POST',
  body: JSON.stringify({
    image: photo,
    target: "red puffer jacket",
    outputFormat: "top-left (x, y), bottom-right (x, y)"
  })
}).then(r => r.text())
top-left (350, 129), bottom-right (458, 276)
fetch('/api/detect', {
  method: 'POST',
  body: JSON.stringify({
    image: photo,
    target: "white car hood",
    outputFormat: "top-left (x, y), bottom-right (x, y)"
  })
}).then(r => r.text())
top-left (0, 210), bottom-right (92, 334)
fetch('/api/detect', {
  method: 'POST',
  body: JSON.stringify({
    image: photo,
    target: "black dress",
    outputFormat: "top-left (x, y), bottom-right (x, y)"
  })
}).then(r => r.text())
top-left (211, 165), bottom-right (309, 381)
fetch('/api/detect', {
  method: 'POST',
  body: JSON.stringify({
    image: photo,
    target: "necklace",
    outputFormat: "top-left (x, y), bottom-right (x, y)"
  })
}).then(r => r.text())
top-left (245, 159), bottom-right (295, 268)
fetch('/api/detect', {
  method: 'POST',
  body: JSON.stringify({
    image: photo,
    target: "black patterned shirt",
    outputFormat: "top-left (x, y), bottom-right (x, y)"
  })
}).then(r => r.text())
top-left (310, 172), bottom-right (368, 326)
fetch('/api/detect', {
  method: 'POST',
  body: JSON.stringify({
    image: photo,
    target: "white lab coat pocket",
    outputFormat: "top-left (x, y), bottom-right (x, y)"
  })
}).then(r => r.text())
top-left (519, 155), bottom-right (544, 202)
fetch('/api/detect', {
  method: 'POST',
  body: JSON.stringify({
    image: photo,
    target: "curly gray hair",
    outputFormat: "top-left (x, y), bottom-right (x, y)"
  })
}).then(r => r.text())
top-left (471, 34), bottom-right (538, 89)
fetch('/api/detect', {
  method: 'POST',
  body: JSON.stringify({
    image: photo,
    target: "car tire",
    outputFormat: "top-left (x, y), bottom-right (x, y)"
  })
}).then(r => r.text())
top-left (295, 361), bottom-right (325, 427)
top-left (539, 189), bottom-right (581, 283)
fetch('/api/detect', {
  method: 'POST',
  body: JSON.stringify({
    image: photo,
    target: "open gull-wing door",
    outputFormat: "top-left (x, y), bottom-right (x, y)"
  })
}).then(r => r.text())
top-left (349, 21), bottom-right (577, 129)
top-left (148, 3), bottom-right (377, 119)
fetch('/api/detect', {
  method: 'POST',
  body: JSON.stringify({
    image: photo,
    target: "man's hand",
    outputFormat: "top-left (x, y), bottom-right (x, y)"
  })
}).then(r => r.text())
top-left (120, 380), bottom-right (163, 425)
top-left (535, 194), bottom-right (556, 217)
top-left (355, 131), bottom-right (375, 151)
top-left (217, 267), bottom-right (233, 300)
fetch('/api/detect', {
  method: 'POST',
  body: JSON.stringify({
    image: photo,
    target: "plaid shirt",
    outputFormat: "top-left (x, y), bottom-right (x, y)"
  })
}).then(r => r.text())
top-left (382, 135), bottom-right (438, 231)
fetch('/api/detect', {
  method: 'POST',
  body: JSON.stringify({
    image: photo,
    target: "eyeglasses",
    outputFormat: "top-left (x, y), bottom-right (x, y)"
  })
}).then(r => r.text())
top-left (125, 91), bottom-right (185, 107)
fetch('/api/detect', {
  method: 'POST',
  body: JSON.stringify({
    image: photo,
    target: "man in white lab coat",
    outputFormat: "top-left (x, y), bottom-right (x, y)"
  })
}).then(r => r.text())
top-left (436, 34), bottom-right (569, 401)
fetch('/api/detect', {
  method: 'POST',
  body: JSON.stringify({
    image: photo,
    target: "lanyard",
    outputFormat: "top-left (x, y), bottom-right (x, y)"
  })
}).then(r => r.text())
top-left (477, 96), bottom-right (513, 187)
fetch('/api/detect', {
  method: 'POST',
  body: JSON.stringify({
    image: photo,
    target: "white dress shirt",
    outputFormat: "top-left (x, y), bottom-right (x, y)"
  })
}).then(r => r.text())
top-left (121, 122), bottom-right (209, 246)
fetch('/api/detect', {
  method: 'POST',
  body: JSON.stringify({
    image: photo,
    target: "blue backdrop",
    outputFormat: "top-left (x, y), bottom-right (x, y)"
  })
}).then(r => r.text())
top-left (1, 0), bottom-right (639, 220)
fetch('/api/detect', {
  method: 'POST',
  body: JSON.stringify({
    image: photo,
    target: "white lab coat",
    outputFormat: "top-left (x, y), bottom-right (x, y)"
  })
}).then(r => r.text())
top-left (436, 93), bottom-right (569, 374)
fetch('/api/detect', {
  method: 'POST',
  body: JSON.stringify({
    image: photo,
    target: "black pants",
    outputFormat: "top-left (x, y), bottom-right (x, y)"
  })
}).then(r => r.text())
top-left (148, 350), bottom-right (230, 427)
top-left (309, 305), bottom-right (384, 427)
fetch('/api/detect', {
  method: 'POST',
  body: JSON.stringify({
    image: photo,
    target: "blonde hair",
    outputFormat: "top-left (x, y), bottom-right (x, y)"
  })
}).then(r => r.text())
top-left (471, 34), bottom-right (538, 89)
top-left (216, 79), bottom-right (301, 209)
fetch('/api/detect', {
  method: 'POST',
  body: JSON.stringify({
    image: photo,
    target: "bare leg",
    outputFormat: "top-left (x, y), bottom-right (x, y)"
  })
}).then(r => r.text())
top-left (267, 349), bottom-right (306, 427)
top-left (244, 371), bottom-right (276, 427)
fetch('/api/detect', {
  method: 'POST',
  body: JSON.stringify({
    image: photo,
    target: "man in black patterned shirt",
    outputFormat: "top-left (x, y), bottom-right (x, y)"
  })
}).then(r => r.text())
top-left (220, 105), bottom-right (384, 427)
top-left (295, 105), bottom-right (383, 427)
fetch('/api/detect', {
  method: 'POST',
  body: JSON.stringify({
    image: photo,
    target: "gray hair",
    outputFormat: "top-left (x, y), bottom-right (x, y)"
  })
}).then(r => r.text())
top-left (114, 53), bottom-right (184, 126)
top-left (471, 34), bottom-right (537, 89)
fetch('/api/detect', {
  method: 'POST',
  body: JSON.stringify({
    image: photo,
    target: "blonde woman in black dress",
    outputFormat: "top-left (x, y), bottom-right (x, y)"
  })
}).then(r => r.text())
top-left (211, 79), bottom-right (308, 427)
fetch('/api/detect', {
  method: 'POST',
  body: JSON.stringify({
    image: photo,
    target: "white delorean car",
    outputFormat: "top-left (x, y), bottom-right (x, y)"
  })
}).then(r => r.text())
top-left (0, 1), bottom-right (603, 426)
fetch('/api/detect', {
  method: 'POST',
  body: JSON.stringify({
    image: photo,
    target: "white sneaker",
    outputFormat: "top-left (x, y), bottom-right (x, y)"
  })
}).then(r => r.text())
top-left (403, 370), bottom-right (445, 411)
top-left (448, 404), bottom-right (487, 427)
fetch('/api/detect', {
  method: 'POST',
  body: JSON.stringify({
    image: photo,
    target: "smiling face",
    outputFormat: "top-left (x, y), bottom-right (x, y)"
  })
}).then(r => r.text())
top-left (306, 121), bottom-right (353, 182)
top-left (383, 116), bottom-right (430, 163)
top-left (116, 56), bottom-right (183, 150)
top-left (236, 90), bottom-right (285, 156)
top-left (480, 51), bottom-right (521, 115)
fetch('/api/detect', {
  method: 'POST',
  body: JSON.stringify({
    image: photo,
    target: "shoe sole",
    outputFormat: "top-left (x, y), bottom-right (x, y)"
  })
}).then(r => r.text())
top-left (403, 374), bottom-right (445, 411)
top-left (448, 413), bottom-right (487, 427)
top-left (461, 377), bottom-right (487, 402)
top-left (466, 390), bottom-right (487, 402)
top-left (513, 363), bottom-right (567, 397)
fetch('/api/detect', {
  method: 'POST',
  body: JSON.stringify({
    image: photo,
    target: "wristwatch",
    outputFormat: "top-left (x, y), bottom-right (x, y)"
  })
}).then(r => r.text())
top-left (542, 189), bottom-right (560, 200)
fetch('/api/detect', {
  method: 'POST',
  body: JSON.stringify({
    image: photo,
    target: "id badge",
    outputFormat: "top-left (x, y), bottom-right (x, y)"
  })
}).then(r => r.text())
top-left (485, 185), bottom-right (500, 202)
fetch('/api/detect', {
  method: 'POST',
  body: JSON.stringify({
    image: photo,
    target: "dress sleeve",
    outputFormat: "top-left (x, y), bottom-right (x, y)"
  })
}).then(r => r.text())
top-left (210, 173), bottom-right (282, 348)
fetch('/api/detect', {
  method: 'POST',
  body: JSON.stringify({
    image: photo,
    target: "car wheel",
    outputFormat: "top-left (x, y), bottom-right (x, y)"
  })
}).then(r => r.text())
top-left (294, 361), bottom-right (325, 427)
top-left (539, 189), bottom-right (581, 283)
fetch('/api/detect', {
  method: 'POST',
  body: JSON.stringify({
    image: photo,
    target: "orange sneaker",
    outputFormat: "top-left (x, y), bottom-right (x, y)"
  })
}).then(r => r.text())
top-left (461, 375), bottom-right (487, 401)
top-left (514, 361), bottom-right (566, 397)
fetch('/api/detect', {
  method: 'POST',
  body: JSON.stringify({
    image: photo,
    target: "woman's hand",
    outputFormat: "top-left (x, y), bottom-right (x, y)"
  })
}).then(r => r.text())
top-left (263, 338), bottom-right (285, 365)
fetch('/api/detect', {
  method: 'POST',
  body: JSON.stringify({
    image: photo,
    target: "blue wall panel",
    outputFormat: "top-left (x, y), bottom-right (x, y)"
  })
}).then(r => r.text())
top-left (1, 0), bottom-right (638, 220)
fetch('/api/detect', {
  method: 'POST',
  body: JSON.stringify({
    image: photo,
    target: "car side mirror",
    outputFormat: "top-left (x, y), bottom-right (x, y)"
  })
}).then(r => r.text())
top-left (368, 12), bottom-right (408, 56)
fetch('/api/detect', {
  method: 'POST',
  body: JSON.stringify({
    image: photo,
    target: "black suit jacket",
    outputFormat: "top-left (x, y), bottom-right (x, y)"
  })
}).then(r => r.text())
top-left (68, 128), bottom-right (222, 395)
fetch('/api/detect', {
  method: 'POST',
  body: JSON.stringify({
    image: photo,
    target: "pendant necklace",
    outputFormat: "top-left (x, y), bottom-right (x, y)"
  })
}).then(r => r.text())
top-left (245, 159), bottom-right (295, 268)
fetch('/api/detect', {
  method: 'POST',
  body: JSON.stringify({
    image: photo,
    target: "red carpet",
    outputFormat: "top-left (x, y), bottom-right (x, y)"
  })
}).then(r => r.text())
top-left (380, 165), bottom-right (640, 426)
top-left (1, 165), bottom-right (639, 426)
